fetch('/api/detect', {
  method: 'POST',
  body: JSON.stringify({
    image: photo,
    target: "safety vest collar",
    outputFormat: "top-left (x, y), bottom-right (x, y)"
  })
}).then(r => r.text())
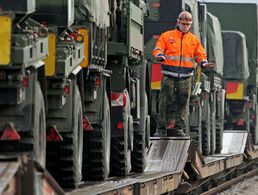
top-left (174, 28), bottom-right (190, 37)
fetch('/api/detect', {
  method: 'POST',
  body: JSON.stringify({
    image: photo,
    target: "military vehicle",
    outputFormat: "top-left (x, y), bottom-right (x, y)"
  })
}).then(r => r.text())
top-left (206, 2), bottom-right (258, 145)
top-left (0, 0), bottom-right (150, 188)
top-left (1, 0), bottom-right (258, 195)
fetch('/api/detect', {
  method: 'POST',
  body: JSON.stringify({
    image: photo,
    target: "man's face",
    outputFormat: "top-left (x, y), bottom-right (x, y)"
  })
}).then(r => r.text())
top-left (178, 21), bottom-right (191, 33)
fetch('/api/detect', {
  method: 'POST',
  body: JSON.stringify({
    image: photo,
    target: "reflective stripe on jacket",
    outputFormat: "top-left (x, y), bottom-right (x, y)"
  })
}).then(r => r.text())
top-left (152, 29), bottom-right (207, 77)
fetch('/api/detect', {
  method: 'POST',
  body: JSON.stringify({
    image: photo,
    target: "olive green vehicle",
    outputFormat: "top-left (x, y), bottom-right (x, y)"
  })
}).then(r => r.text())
top-left (206, 2), bottom-right (258, 145)
top-left (2, 0), bottom-right (258, 194)
top-left (0, 0), bottom-right (151, 189)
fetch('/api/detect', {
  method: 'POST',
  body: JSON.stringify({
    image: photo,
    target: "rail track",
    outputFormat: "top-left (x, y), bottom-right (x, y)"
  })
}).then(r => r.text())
top-left (202, 167), bottom-right (258, 195)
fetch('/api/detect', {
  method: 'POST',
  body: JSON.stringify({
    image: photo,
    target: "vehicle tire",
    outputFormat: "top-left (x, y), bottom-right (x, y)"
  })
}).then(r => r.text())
top-left (250, 114), bottom-right (257, 144)
top-left (202, 98), bottom-right (211, 156)
top-left (33, 81), bottom-right (46, 167)
top-left (111, 90), bottom-right (132, 176)
top-left (82, 130), bottom-right (91, 180)
top-left (210, 95), bottom-right (216, 154)
top-left (132, 93), bottom-right (149, 172)
top-left (47, 84), bottom-right (83, 188)
top-left (189, 98), bottom-right (202, 152)
top-left (88, 92), bottom-right (111, 180)
top-left (216, 89), bottom-right (225, 153)
top-left (0, 81), bottom-right (46, 167)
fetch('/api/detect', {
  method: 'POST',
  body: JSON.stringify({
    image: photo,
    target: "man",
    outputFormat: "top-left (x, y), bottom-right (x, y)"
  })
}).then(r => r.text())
top-left (152, 11), bottom-right (214, 137)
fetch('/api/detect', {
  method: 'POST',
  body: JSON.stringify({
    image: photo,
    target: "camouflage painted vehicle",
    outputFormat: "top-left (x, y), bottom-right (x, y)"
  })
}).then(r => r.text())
top-left (206, 2), bottom-right (258, 145)
top-left (0, 0), bottom-right (150, 189)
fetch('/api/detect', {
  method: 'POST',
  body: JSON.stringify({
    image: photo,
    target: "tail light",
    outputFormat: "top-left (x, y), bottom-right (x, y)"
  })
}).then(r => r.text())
top-left (0, 123), bottom-right (21, 141)
top-left (41, 21), bottom-right (46, 28)
top-left (46, 125), bottom-right (63, 141)
top-left (95, 76), bottom-right (101, 87)
top-left (111, 93), bottom-right (127, 107)
top-left (23, 75), bottom-right (29, 88)
top-left (83, 115), bottom-right (93, 131)
top-left (116, 121), bottom-right (124, 130)
top-left (64, 83), bottom-right (70, 94)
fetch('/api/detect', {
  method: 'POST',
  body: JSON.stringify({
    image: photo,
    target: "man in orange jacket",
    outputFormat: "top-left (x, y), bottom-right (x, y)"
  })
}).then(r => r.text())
top-left (152, 11), bottom-right (214, 137)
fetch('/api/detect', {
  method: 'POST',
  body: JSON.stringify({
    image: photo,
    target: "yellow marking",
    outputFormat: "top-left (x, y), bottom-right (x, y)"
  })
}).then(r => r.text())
top-left (44, 33), bottom-right (56, 76)
top-left (0, 15), bottom-right (12, 65)
top-left (151, 81), bottom-right (161, 90)
top-left (226, 82), bottom-right (244, 100)
top-left (78, 28), bottom-right (89, 67)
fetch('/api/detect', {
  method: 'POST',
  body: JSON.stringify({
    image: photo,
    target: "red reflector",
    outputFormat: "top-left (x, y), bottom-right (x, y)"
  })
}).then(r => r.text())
top-left (237, 118), bottom-right (244, 126)
top-left (111, 93), bottom-right (127, 107)
top-left (23, 76), bottom-right (29, 88)
top-left (83, 116), bottom-right (93, 131)
top-left (41, 21), bottom-right (47, 27)
top-left (64, 83), bottom-right (70, 94)
top-left (95, 77), bottom-right (101, 87)
top-left (153, 35), bottom-right (160, 39)
top-left (47, 125), bottom-right (63, 141)
top-left (152, 2), bottom-right (160, 8)
top-left (116, 122), bottom-right (124, 130)
top-left (0, 123), bottom-right (21, 141)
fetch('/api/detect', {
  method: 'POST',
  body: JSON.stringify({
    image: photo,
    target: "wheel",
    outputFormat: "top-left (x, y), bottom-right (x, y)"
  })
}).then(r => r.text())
top-left (33, 81), bottom-right (46, 167)
top-left (132, 93), bottom-right (149, 172)
top-left (0, 81), bottom-right (46, 167)
top-left (202, 98), bottom-right (211, 156)
top-left (210, 94), bottom-right (216, 154)
top-left (215, 89), bottom-right (225, 153)
top-left (46, 84), bottom-right (83, 188)
top-left (189, 97), bottom-right (202, 152)
top-left (111, 90), bottom-right (132, 176)
top-left (87, 92), bottom-right (111, 180)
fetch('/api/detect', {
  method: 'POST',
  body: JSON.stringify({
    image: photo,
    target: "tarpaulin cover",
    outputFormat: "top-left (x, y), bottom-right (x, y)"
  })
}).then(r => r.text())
top-left (207, 12), bottom-right (224, 75)
top-left (75, 0), bottom-right (110, 28)
top-left (222, 31), bottom-right (249, 80)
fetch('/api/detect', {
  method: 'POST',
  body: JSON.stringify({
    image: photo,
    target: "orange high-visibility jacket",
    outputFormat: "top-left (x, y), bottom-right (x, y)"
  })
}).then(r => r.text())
top-left (152, 29), bottom-right (207, 77)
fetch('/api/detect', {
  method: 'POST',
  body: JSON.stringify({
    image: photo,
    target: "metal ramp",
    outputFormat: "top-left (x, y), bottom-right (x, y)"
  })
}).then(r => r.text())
top-left (133, 137), bottom-right (191, 194)
top-left (177, 131), bottom-right (249, 194)
top-left (188, 131), bottom-right (248, 179)
top-left (68, 137), bottom-right (191, 195)
top-left (221, 130), bottom-right (248, 154)
top-left (67, 178), bottom-right (136, 195)
top-left (145, 137), bottom-right (191, 172)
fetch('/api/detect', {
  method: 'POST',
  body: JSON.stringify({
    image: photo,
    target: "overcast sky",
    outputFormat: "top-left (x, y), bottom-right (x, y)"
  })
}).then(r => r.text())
top-left (201, 0), bottom-right (258, 3)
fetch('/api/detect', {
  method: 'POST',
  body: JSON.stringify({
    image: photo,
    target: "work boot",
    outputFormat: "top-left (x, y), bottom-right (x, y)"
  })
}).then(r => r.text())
top-left (174, 129), bottom-right (186, 137)
top-left (154, 129), bottom-right (167, 137)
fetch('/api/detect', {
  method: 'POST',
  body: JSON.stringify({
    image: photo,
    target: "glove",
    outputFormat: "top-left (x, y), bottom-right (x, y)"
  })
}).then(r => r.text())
top-left (201, 61), bottom-right (216, 69)
top-left (156, 54), bottom-right (166, 62)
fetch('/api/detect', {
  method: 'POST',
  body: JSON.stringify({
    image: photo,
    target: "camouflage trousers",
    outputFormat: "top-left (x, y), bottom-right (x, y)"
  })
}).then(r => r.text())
top-left (158, 75), bottom-right (192, 131)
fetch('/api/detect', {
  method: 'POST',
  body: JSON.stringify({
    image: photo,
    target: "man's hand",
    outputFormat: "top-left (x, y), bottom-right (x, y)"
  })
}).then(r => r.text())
top-left (156, 54), bottom-right (166, 62)
top-left (202, 62), bottom-right (216, 69)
